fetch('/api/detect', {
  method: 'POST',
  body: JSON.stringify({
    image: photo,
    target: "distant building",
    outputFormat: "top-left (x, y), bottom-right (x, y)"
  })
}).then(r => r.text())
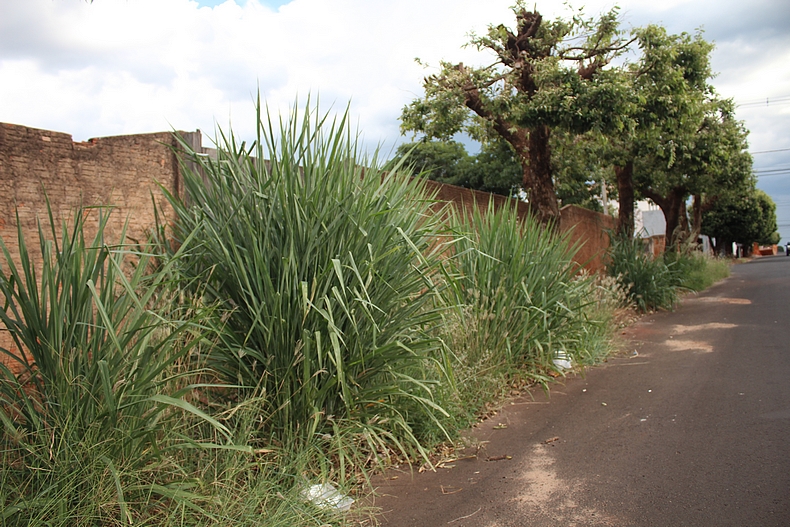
top-left (635, 201), bottom-right (665, 238)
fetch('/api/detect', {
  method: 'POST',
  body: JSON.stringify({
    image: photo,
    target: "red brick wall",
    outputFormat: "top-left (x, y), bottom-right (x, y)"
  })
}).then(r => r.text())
top-left (422, 178), bottom-right (614, 273)
top-left (1, 123), bottom-right (616, 370)
top-left (0, 123), bottom-right (185, 261)
top-left (558, 204), bottom-right (617, 273)
top-left (0, 123), bottom-right (189, 369)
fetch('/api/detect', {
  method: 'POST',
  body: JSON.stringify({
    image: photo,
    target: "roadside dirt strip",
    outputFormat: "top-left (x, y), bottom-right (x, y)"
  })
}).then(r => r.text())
top-left (369, 256), bottom-right (790, 526)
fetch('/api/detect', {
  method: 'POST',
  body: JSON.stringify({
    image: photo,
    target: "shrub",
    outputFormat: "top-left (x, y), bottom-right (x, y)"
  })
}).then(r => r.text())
top-left (158, 98), bottom-right (451, 467)
top-left (0, 204), bottom-right (232, 525)
top-left (606, 234), bottom-right (679, 312)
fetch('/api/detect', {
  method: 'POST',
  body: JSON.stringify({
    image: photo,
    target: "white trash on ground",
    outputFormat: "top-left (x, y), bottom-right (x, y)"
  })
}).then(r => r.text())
top-left (552, 350), bottom-right (573, 370)
top-left (300, 482), bottom-right (354, 512)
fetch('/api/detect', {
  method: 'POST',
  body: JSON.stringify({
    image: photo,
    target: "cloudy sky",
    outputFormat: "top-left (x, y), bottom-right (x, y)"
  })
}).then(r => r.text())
top-left (2, 0), bottom-right (789, 242)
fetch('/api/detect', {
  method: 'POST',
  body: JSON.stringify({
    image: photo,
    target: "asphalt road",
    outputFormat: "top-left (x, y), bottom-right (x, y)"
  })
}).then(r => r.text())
top-left (372, 256), bottom-right (790, 526)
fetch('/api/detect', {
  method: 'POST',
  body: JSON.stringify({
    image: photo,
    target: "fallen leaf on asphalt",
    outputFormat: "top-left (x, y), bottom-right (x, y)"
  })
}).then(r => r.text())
top-left (441, 485), bottom-right (463, 494)
top-left (440, 455), bottom-right (476, 464)
top-left (485, 455), bottom-right (512, 461)
top-left (542, 436), bottom-right (560, 444)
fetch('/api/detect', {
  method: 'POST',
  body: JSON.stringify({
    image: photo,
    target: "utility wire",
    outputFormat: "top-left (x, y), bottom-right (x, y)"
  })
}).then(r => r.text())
top-left (750, 148), bottom-right (790, 155)
top-left (736, 96), bottom-right (790, 108)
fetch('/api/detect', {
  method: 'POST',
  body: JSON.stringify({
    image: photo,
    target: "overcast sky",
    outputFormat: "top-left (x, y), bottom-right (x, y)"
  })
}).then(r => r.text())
top-left (2, 0), bottom-right (789, 243)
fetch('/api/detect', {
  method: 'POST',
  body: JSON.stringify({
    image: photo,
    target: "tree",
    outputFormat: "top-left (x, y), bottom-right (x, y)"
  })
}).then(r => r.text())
top-left (702, 189), bottom-right (779, 255)
top-left (551, 130), bottom-right (612, 212)
top-left (401, 2), bottom-right (633, 224)
top-left (464, 140), bottom-right (523, 196)
top-left (390, 139), bottom-right (522, 196)
top-left (391, 140), bottom-right (471, 186)
top-left (687, 99), bottom-right (754, 241)
top-left (611, 25), bottom-right (714, 243)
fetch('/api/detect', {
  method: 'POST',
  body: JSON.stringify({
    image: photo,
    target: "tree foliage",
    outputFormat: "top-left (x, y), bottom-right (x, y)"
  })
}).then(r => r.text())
top-left (390, 139), bottom-right (522, 196)
top-left (400, 2), bottom-right (633, 223)
top-left (399, 5), bottom-right (765, 249)
top-left (619, 26), bottom-right (714, 242)
top-left (702, 188), bottom-right (780, 253)
top-left (604, 24), bottom-right (757, 250)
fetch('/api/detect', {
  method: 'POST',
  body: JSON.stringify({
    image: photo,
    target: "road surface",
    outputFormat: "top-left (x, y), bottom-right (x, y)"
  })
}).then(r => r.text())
top-left (372, 256), bottom-right (790, 526)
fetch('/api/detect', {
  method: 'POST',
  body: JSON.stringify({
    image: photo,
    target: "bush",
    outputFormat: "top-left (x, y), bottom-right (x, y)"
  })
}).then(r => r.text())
top-left (438, 202), bottom-right (611, 423)
top-left (606, 234), bottom-right (679, 312)
top-left (158, 98), bottom-right (451, 467)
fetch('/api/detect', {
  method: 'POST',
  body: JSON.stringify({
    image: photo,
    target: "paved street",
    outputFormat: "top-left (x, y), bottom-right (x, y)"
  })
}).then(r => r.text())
top-left (373, 256), bottom-right (790, 526)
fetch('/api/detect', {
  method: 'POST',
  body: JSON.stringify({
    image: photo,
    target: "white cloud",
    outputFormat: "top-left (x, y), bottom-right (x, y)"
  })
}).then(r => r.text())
top-left (0, 0), bottom-right (522, 147)
top-left (2, 0), bottom-right (788, 155)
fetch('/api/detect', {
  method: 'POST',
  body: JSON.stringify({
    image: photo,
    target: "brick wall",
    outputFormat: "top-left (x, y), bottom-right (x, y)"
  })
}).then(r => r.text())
top-left (1, 123), bottom-right (615, 371)
top-left (558, 204), bottom-right (617, 273)
top-left (423, 178), bottom-right (614, 273)
top-left (0, 122), bottom-right (194, 368)
top-left (0, 123), bottom-right (187, 259)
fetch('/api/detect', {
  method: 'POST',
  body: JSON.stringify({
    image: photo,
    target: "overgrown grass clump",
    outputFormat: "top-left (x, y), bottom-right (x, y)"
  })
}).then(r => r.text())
top-left (157, 99), bottom-right (452, 469)
top-left (665, 250), bottom-right (730, 292)
top-left (0, 205), bottom-right (293, 525)
top-left (437, 203), bottom-right (613, 426)
top-left (607, 234), bottom-right (680, 312)
top-left (607, 234), bottom-right (731, 312)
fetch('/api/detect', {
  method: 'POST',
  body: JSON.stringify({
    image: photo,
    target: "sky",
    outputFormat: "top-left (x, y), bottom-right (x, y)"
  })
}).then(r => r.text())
top-left (1, 0), bottom-right (789, 243)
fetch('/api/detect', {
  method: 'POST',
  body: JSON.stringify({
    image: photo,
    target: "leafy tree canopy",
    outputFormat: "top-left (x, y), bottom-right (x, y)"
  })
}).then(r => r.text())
top-left (702, 188), bottom-right (780, 252)
top-left (400, 2), bottom-right (634, 223)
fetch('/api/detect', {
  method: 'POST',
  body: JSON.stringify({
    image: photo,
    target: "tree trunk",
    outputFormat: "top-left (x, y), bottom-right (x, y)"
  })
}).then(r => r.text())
top-left (690, 194), bottom-right (703, 246)
top-left (721, 239), bottom-right (733, 256)
top-left (459, 76), bottom-right (558, 226)
top-left (615, 161), bottom-right (634, 238)
top-left (678, 199), bottom-right (690, 244)
top-left (642, 187), bottom-right (687, 251)
top-left (525, 124), bottom-right (560, 225)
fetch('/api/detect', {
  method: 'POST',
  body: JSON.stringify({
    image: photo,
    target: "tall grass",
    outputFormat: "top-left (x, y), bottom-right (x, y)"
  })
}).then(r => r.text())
top-left (0, 203), bottom-right (246, 524)
top-left (664, 249), bottom-right (730, 292)
top-left (157, 98), bottom-right (452, 469)
top-left (607, 235), bottom-right (731, 313)
top-left (439, 202), bottom-right (610, 423)
top-left (606, 234), bottom-right (680, 312)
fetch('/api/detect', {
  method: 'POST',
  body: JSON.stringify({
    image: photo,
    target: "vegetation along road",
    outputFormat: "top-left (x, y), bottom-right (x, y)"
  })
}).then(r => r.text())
top-left (373, 256), bottom-right (790, 526)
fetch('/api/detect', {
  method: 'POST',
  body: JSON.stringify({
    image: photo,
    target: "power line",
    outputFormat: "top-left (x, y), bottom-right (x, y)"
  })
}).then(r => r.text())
top-left (736, 96), bottom-right (790, 108)
top-left (750, 148), bottom-right (790, 155)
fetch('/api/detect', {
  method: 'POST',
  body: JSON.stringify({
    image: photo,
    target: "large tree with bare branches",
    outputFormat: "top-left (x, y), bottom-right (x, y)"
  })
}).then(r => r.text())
top-left (400, 3), bottom-right (634, 224)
